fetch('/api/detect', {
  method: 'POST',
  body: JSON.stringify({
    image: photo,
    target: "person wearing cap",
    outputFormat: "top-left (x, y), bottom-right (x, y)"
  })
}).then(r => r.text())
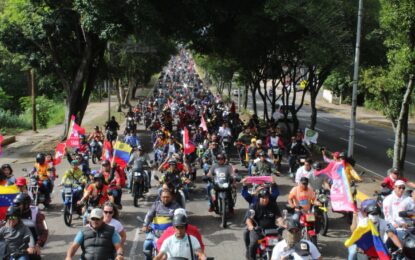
top-left (245, 188), bottom-right (283, 260)
top-left (383, 180), bottom-right (409, 230)
top-left (154, 212), bottom-right (206, 260)
top-left (156, 208), bottom-right (205, 252)
top-left (1, 164), bottom-right (16, 186)
top-left (15, 177), bottom-right (34, 200)
top-left (128, 145), bottom-right (153, 191)
top-left (381, 167), bottom-right (415, 190)
top-left (77, 173), bottom-right (110, 210)
top-left (0, 205), bottom-right (36, 259)
top-left (271, 218), bottom-right (321, 260)
top-left (142, 189), bottom-right (180, 260)
top-left (66, 208), bottom-right (124, 260)
top-left (288, 177), bottom-right (317, 212)
top-left (65, 147), bottom-right (91, 176)
top-left (240, 178), bottom-right (280, 207)
top-left (348, 199), bottom-right (402, 260)
top-left (252, 151), bottom-right (279, 177)
top-left (13, 192), bottom-right (48, 258)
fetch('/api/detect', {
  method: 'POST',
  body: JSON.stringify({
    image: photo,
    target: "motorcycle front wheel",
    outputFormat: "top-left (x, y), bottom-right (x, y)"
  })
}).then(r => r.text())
top-left (64, 204), bottom-right (73, 227)
top-left (319, 211), bottom-right (329, 236)
top-left (220, 197), bottom-right (227, 228)
top-left (92, 153), bottom-right (98, 164)
top-left (132, 184), bottom-right (139, 207)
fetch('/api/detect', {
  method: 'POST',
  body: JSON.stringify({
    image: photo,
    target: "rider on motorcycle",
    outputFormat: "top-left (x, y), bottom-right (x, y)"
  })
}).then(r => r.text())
top-left (288, 177), bottom-right (318, 213)
top-left (252, 151), bottom-right (279, 176)
top-left (31, 153), bottom-right (53, 206)
top-left (383, 180), bottom-right (408, 234)
top-left (13, 192), bottom-right (48, 258)
top-left (77, 173), bottom-right (110, 209)
top-left (288, 136), bottom-right (310, 177)
top-left (78, 135), bottom-right (90, 155)
top-left (141, 189), bottom-right (181, 260)
top-left (1, 164), bottom-right (15, 186)
top-left (381, 167), bottom-right (415, 190)
top-left (124, 130), bottom-right (141, 149)
top-left (206, 154), bottom-right (235, 214)
top-left (128, 146), bottom-right (153, 191)
top-left (0, 206), bottom-right (36, 259)
top-left (66, 148), bottom-right (91, 176)
top-left (99, 160), bottom-right (124, 209)
top-left (87, 126), bottom-right (104, 145)
top-left (295, 159), bottom-right (314, 185)
top-left (105, 116), bottom-right (120, 133)
top-left (60, 160), bottom-right (87, 204)
top-left (162, 137), bottom-right (182, 158)
top-left (241, 178), bottom-right (280, 207)
top-left (245, 189), bottom-right (284, 260)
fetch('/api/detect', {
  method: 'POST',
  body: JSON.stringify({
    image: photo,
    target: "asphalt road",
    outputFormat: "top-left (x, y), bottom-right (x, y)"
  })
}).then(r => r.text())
top-left (3, 123), bottom-right (351, 260)
top-left (244, 92), bottom-right (415, 178)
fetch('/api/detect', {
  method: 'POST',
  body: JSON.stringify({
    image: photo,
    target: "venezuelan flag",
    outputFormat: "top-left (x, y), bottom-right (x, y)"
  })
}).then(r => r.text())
top-left (345, 220), bottom-right (390, 260)
top-left (0, 185), bottom-right (20, 221)
top-left (113, 141), bottom-right (132, 167)
top-left (151, 215), bottom-right (173, 231)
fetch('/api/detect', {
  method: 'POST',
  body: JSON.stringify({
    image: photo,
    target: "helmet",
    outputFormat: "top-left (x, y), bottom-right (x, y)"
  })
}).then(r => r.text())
top-left (93, 173), bottom-right (104, 181)
top-left (1, 164), bottom-right (13, 174)
top-left (361, 199), bottom-right (377, 212)
top-left (36, 153), bottom-right (46, 164)
top-left (365, 204), bottom-right (380, 215)
top-left (172, 213), bottom-right (188, 226)
top-left (13, 192), bottom-right (32, 208)
top-left (258, 188), bottom-right (270, 198)
top-left (286, 218), bottom-right (301, 231)
top-left (6, 205), bottom-right (20, 219)
top-left (312, 162), bottom-right (322, 170)
top-left (259, 151), bottom-right (266, 157)
top-left (216, 154), bottom-right (226, 160)
top-left (339, 152), bottom-right (346, 159)
top-left (168, 159), bottom-right (177, 166)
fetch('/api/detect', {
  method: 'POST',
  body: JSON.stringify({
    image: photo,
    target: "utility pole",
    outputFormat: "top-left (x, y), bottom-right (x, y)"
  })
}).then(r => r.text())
top-left (237, 86), bottom-right (241, 112)
top-left (348, 0), bottom-right (363, 158)
top-left (107, 42), bottom-right (111, 121)
top-left (31, 69), bottom-right (37, 132)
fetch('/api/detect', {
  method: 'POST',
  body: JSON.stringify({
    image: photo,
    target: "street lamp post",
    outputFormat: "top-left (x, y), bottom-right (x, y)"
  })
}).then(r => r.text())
top-left (348, 0), bottom-right (363, 158)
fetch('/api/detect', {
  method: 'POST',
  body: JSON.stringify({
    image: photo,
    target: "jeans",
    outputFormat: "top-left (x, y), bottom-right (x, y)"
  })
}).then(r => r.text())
top-left (348, 244), bottom-right (357, 260)
top-left (288, 155), bottom-right (296, 173)
top-left (109, 188), bottom-right (122, 205)
top-left (40, 179), bottom-right (52, 200)
top-left (247, 229), bottom-right (259, 260)
top-left (248, 161), bottom-right (254, 176)
top-left (143, 233), bottom-right (155, 260)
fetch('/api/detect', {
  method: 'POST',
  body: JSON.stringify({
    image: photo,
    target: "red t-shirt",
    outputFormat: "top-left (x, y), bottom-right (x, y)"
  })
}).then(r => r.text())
top-left (86, 184), bottom-right (109, 207)
top-left (156, 224), bottom-right (205, 251)
top-left (382, 176), bottom-right (408, 189)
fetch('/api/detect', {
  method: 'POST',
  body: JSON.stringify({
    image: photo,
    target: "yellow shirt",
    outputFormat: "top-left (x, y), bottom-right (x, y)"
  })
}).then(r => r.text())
top-left (35, 163), bottom-right (50, 181)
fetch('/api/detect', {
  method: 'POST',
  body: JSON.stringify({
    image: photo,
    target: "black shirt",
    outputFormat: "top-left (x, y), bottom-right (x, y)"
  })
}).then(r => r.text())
top-left (250, 201), bottom-right (281, 229)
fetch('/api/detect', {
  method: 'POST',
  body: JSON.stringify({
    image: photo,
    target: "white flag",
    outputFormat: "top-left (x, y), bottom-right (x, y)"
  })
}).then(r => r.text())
top-left (304, 128), bottom-right (319, 145)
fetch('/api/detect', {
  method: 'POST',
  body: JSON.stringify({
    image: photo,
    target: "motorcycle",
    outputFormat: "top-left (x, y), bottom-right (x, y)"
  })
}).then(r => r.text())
top-left (63, 183), bottom-right (83, 226)
top-left (137, 216), bottom-right (163, 259)
top-left (286, 206), bottom-right (318, 246)
top-left (270, 146), bottom-right (283, 172)
top-left (255, 227), bottom-right (284, 259)
top-left (126, 116), bottom-right (136, 132)
top-left (106, 129), bottom-right (118, 142)
top-left (374, 183), bottom-right (392, 218)
top-left (89, 140), bottom-right (102, 164)
top-left (203, 172), bottom-right (240, 228)
top-left (25, 171), bottom-right (50, 208)
top-left (313, 188), bottom-right (330, 236)
top-left (221, 136), bottom-right (231, 154)
top-left (126, 166), bottom-right (150, 207)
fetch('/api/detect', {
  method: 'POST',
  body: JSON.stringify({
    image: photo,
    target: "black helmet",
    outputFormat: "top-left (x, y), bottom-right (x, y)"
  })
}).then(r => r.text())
top-left (365, 204), bottom-right (380, 215)
top-left (93, 173), bottom-right (104, 181)
top-left (36, 153), bottom-right (46, 164)
top-left (216, 154), bottom-right (226, 160)
top-left (172, 214), bottom-right (188, 226)
top-left (1, 164), bottom-right (13, 174)
top-left (312, 162), bottom-right (322, 170)
top-left (258, 188), bottom-right (271, 198)
top-left (13, 192), bottom-right (32, 208)
top-left (6, 205), bottom-right (20, 219)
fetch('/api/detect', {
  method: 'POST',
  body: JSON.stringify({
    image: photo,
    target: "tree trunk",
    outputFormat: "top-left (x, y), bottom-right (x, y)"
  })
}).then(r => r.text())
top-left (393, 74), bottom-right (415, 173)
top-left (243, 84), bottom-right (249, 109)
top-left (250, 83), bottom-right (258, 116)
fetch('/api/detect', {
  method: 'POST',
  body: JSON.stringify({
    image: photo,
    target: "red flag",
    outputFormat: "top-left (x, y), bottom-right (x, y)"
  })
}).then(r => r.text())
top-left (53, 142), bottom-right (66, 165)
top-left (199, 115), bottom-right (208, 132)
top-left (0, 134), bottom-right (3, 156)
top-left (66, 116), bottom-right (86, 148)
top-left (183, 127), bottom-right (195, 155)
top-left (102, 140), bottom-right (112, 161)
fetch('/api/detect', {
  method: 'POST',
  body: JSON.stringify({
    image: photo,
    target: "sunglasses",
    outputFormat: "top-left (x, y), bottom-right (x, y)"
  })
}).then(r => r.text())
top-left (174, 225), bottom-right (186, 229)
top-left (104, 211), bottom-right (113, 215)
top-left (397, 186), bottom-right (406, 190)
top-left (90, 218), bottom-right (102, 222)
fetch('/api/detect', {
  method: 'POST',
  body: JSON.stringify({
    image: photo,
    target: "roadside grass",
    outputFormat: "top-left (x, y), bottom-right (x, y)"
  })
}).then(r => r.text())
top-left (0, 109), bottom-right (31, 135)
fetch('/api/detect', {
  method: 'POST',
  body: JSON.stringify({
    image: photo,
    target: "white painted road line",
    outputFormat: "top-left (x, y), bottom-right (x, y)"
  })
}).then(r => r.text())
top-left (319, 117), bottom-right (330, 122)
top-left (406, 160), bottom-right (415, 166)
top-left (355, 163), bottom-right (384, 178)
top-left (340, 137), bottom-right (367, 149)
top-left (387, 138), bottom-right (415, 148)
top-left (344, 124), bottom-right (366, 134)
top-left (315, 127), bottom-right (325, 132)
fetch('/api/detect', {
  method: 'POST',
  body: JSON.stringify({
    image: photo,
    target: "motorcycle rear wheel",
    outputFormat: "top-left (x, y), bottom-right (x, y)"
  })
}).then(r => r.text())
top-left (64, 204), bottom-right (73, 227)
top-left (92, 153), bottom-right (98, 164)
top-left (220, 197), bottom-right (227, 228)
top-left (319, 212), bottom-right (329, 236)
top-left (132, 185), bottom-right (139, 207)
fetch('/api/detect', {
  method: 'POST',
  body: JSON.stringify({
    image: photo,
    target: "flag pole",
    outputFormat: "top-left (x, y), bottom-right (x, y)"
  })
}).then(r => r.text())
top-left (110, 136), bottom-right (119, 166)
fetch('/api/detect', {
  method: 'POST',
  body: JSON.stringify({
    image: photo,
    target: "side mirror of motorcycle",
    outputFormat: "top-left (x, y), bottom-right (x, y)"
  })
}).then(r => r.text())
top-left (150, 160), bottom-right (154, 164)
top-left (154, 175), bottom-right (160, 181)
top-left (249, 209), bottom-right (255, 218)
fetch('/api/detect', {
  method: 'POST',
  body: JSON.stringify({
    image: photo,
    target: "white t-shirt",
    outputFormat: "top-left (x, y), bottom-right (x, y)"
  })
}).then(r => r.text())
top-left (383, 192), bottom-right (406, 226)
top-left (108, 218), bottom-right (125, 233)
top-left (272, 111), bottom-right (283, 121)
top-left (218, 127), bottom-right (232, 137)
top-left (160, 234), bottom-right (201, 259)
top-left (271, 239), bottom-right (321, 260)
top-left (295, 166), bottom-right (313, 184)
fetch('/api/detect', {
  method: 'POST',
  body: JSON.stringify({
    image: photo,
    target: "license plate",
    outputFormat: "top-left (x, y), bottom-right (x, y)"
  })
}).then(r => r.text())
top-left (64, 188), bottom-right (72, 193)
top-left (305, 213), bottom-right (316, 222)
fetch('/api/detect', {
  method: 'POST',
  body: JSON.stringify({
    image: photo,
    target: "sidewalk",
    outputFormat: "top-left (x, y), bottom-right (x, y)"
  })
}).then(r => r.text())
top-left (0, 97), bottom-right (122, 165)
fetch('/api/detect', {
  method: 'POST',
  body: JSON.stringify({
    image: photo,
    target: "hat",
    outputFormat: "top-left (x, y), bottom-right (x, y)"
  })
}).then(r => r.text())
top-left (89, 208), bottom-right (104, 219)
top-left (71, 160), bottom-right (79, 166)
top-left (15, 177), bottom-right (27, 186)
top-left (395, 180), bottom-right (406, 187)
top-left (300, 177), bottom-right (309, 184)
top-left (333, 152), bottom-right (340, 158)
top-left (174, 208), bottom-right (187, 217)
top-left (294, 241), bottom-right (310, 256)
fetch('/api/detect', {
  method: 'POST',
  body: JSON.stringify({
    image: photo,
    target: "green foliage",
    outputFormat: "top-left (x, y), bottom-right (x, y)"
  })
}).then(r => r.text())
top-left (324, 71), bottom-right (352, 98)
top-left (19, 96), bottom-right (63, 128)
top-left (0, 87), bottom-right (12, 109)
top-left (0, 109), bottom-right (31, 130)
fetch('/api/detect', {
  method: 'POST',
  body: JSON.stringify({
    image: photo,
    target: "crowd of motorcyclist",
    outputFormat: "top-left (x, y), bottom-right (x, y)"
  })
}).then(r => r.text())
top-left (1, 48), bottom-right (415, 260)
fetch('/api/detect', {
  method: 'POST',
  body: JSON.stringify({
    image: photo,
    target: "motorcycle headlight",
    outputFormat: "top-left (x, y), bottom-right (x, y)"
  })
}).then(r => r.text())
top-left (220, 183), bottom-right (229, 189)
top-left (318, 194), bottom-right (328, 203)
top-left (134, 172), bottom-right (142, 177)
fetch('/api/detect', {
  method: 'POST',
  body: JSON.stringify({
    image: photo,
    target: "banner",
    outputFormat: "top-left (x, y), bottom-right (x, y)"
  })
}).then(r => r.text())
top-left (304, 128), bottom-right (318, 145)
top-left (113, 141), bottom-right (132, 167)
top-left (102, 140), bottom-right (112, 161)
top-left (244, 176), bottom-right (273, 185)
top-left (66, 115), bottom-right (86, 148)
top-left (199, 116), bottom-right (208, 132)
top-left (53, 142), bottom-right (66, 165)
top-left (183, 127), bottom-right (196, 155)
top-left (316, 161), bottom-right (356, 212)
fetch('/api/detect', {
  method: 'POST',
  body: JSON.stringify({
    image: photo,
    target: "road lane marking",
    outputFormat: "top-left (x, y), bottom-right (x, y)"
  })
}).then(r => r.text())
top-left (339, 137), bottom-right (367, 149)
top-left (406, 160), bottom-right (415, 166)
top-left (355, 163), bottom-right (384, 179)
top-left (343, 124), bottom-right (366, 134)
top-left (387, 138), bottom-right (415, 148)
top-left (319, 117), bottom-right (330, 122)
top-left (315, 127), bottom-right (325, 132)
